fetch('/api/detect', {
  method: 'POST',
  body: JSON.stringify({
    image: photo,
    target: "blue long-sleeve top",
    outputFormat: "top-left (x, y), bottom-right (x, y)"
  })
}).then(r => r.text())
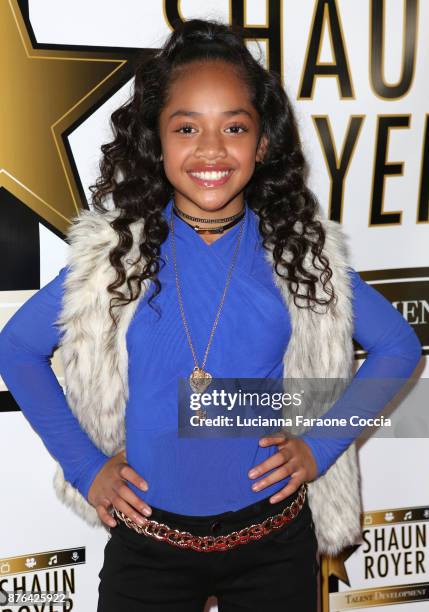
top-left (0, 198), bottom-right (421, 514)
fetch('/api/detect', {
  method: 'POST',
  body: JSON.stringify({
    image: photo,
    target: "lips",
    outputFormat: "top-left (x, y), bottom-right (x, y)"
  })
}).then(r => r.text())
top-left (186, 168), bottom-right (234, 188)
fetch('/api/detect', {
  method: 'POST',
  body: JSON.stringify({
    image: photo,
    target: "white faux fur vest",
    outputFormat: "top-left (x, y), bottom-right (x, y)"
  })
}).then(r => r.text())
top-left (53, 205), bottom-right (363, 556)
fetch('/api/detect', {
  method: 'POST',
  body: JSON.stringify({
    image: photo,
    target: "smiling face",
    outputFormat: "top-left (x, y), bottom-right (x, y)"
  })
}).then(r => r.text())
top-left (158, 60), bottom-right (268, 217)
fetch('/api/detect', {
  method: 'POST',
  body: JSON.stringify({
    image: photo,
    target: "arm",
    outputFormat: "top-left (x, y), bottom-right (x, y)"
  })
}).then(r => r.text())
top-left (0, 266), bottom-right (111, 500)
top-left (300, 266), bottom-right (422, 478)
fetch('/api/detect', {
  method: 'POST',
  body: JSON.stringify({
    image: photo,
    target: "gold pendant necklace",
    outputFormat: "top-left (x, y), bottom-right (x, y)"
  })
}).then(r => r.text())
top-left (169, 203), bottom-right (246, 421)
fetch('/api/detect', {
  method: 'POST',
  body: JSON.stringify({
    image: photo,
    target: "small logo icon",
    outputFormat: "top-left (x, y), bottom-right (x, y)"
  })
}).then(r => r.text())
top-left (48, 554), bottom-right (58, 565)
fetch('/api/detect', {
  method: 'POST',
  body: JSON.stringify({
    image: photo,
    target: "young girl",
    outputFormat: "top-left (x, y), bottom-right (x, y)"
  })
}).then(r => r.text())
top-left (0, 18), bottom-right (421, 612)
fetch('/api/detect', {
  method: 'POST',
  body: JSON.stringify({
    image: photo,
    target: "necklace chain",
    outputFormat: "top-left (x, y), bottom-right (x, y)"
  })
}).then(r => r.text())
top-left (173, 206), bottom-right (245, 234)
top-left (169, 204), bottom-right (246, 372)
top-left (173, 204), bottom-right (245, 224)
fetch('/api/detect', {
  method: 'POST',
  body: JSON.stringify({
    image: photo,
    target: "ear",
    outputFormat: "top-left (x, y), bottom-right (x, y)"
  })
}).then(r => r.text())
top-left (256, 134), bottom-right (269, 163)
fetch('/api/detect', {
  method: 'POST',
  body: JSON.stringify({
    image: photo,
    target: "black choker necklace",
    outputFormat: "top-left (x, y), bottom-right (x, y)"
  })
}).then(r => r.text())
top-left (173, 205), bottom-right (246, 234)
top-left (173, 205), bottom-right (245, 224)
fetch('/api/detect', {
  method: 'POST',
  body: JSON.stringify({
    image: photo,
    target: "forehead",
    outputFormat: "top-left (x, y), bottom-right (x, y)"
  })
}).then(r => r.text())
top-left (161, 60), bottom-right (255, 117)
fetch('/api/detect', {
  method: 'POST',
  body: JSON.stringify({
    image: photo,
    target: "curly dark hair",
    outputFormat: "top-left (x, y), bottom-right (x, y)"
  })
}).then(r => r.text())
top-left (89, 17), bottom-right (336, 326)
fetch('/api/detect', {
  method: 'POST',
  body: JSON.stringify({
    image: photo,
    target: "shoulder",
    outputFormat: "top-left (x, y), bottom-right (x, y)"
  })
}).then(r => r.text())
top-left (62, 208), bottom-right (123, 282)
top-left (65, 208), bottom-right (121, 249)
top-left (63, 207), bottom-right (146, 281)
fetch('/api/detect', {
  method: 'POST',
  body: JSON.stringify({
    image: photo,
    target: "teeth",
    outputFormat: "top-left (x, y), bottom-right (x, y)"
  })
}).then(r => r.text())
top-left (189, 170), bottom-right (231, 180)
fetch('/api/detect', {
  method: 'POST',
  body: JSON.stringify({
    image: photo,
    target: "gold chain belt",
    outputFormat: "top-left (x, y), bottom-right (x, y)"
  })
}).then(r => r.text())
top-left (111, 483), bottom-right (307, 552)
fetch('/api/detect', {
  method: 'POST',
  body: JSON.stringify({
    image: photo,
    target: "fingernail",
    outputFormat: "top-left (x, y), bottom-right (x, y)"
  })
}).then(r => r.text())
top-left (143, 507), bottom-right (152, 516)
top-left (252, 483), bottom-right (260, 491)
top-left (248, 469), bottom-right (257, 478)
top-left (140, 482), bottom-right (148, 491)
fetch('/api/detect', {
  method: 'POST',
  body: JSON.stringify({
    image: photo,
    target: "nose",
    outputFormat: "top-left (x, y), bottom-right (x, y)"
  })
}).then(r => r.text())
top-left (194, 130), bottom-right (227, 160)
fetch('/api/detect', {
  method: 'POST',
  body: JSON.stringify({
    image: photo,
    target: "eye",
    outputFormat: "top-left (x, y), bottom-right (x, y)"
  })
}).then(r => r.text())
top-left (174, 124), bottom-right (196, 135)
top-left (225, 123), bottom-right (249, 134)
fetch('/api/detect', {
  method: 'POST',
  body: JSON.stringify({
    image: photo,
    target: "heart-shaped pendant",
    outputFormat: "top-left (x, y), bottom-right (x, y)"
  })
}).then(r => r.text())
top-left (195, 407), bottom-right (208, 421)
top-left (189, 367), bottom-right (212, 394)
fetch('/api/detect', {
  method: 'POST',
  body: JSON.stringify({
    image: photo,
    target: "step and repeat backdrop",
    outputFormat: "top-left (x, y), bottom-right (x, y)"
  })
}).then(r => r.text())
top-left (0, 1), bottom-right (427, 610)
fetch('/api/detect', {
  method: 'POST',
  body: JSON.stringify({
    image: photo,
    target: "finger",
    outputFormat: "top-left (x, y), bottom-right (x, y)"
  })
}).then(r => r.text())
top-left (111, 493), bottom-right (151, 526)
top-left (248, 448), bottom-right (290, 479)
top-left (250, 462), bottom-right (295, 493)
top-left (111, 481), bottom-right (152, 519)
top-left (96, 502), bottom-right (117, 528)
top-left (268, 474), bottom-right (305, 504)
top-left (119, 463), bottom-right (149, 491)
top-left (259, 432), bottom-right (290, 446)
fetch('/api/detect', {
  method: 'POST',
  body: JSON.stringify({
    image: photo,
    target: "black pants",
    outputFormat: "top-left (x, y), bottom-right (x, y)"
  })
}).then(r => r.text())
top-left (97, 488), bottom-right (319, 611)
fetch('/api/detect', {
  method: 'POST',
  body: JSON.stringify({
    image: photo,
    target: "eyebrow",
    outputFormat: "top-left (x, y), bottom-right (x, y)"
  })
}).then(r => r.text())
top-left (168, 108), bottom-right (253, 120)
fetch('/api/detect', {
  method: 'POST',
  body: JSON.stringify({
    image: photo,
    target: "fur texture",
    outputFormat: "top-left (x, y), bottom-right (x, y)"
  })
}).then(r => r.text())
top-left (53, 206), bottom-right (363, 555)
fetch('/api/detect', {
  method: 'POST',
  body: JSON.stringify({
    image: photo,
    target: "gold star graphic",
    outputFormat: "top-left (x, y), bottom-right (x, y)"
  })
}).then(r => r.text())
top-left (321, 545), bottom-right (360, 609)
top-left (326, 546), bottom-right (359, 586)
top-left (1, 0), bottom-right (139, 234)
